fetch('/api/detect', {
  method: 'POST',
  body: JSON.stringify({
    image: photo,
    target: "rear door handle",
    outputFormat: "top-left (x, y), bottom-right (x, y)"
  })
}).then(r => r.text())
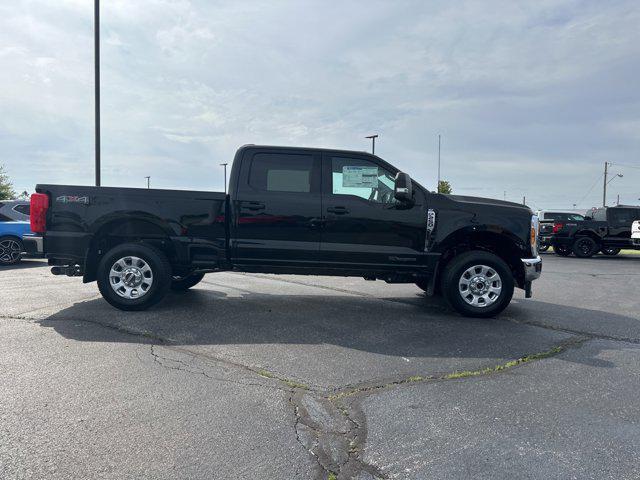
top-left (243, 201), bottom-right (265, 211)
top-left (327, 206), bottom-right (349, 214)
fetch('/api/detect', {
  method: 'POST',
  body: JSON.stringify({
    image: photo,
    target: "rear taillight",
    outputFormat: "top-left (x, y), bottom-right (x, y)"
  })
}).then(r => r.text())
top-left (30, 193), bottom-right (49, 233)
top-left (552, 222), bottom-right (564, 233)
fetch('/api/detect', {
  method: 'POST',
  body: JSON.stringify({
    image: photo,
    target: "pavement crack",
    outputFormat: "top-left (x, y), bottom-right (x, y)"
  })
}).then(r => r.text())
top-left (289, 389), bottom-right (387, 480)
top-left (328, 336), bottom-right (588, 401)
top-left (506, 317), bottom-right (640, 344)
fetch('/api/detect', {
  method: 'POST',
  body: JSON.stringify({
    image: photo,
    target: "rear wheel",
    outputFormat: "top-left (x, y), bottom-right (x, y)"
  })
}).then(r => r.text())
top-left (572, 237), bottom-right (599, 258)
top-left (601, 247), bottom-right (620, 256)
top-left (171, 272), bottom-right (205, 291)
top-left (441, 251), bottom-right (514, 318)
top-left (97, 243), bottom-right (172, 311)
top-left (554, 244), bottom-right (572, 257)
top-left (0, 236), bottom-right (23, 266)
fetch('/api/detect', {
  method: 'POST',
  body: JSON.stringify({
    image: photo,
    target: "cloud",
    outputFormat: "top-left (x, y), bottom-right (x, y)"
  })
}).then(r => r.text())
top-left (0, 0), bottom-right (639, 208)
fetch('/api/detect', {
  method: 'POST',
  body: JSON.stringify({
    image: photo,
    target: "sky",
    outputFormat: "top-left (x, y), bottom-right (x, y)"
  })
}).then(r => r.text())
top-left (1, 0), bottom-right (639, 210)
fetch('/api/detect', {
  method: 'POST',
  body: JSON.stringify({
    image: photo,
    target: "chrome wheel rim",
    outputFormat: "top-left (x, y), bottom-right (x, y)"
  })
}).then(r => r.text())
top-left (458, 264), bottom-right (502, 308)
top-left (109, 256), bottom-right (154, 299)
top-left (0, 239), bottom-right (22, 264)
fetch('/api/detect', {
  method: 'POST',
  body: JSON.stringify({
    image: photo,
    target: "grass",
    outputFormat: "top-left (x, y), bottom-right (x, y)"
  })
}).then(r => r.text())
top-left (545, 247), bottom-right (640, 256)
top-left (256, 368), bottom-right (309, 390)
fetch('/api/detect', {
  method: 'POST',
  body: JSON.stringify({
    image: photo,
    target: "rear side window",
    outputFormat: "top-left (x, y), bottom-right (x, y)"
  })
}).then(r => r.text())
top-left (608, 209), bottom-right (637, 225)
top-left (14, 204), bottom-right (30, 216)
top-left (0, 213), bottom-right (12, 222)
top-left (249, 153), bottom-right (315, 193)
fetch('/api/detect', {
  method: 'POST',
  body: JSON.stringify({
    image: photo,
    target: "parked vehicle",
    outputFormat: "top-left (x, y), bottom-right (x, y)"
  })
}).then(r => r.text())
top-left (536, 210), bottom-right (585, 252)
top-left (633, 220), bottom-right (640, 246)
top-left (0, 221), bottom-right (31, 265)
top-left (551, 205), bottom-right (640, 257)
top-left (24, 145), bottom-right (541, 317)
top-left (0, 200), bottom-right (31, 222)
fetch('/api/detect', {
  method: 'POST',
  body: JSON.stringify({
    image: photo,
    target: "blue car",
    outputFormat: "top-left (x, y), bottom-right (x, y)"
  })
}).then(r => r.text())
top-left (0, 221), bottom-right (32, 265)
top-left (0, 200), bottom-right (33, 266)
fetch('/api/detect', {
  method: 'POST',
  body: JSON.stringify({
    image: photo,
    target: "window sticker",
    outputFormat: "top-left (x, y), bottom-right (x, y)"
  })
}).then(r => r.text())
top-left (342, 166), bottom-right (378, 188)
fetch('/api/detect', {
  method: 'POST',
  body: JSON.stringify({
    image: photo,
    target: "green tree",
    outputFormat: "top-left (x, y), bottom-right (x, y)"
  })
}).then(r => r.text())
top-left (437, 179), bottom-right (452, 194)
top-left (0, 165), bottom-right (16, 200)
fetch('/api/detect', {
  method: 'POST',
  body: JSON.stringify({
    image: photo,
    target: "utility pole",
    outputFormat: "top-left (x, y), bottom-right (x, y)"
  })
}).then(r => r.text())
top-left (220, 163), bottom-right (228, 194)
top-left (365, 135), bottom-right (378, 155)
top-left (522, 196), bottom-right (526, 205)
top-left (437, 134), bottom-right (441, 192)
top-left (503, 191), bottom-right (506, 201)
top-left (617, 194), bottom-right (620, 205)
top-left (94, 0), bottom-right (101, 186)
top-left (145, 176), bottom-right (150, 189)
top-left (602, 161), bottom-right (608, 207)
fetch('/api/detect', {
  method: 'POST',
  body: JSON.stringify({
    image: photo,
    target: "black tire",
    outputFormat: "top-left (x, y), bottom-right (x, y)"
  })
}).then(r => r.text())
top-left (554, 244), bottom-right (572, 257)
top-left (601, 247), bottom-right (620, 256)
top-left (0, 236), bottom-right (23, 266)
top-left (171, 272), bottom-right (205, 291)
top-left (440, 250), bottom-right (514, 318)
top-left (538, 244), bottom-right (550, 252)
top-left (572, 237), bottom-right (599, 258)
top-left (97, 243), bottom-right (172, 311)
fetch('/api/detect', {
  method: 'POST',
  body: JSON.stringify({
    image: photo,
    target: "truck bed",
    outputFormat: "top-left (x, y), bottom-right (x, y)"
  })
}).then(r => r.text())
top-left (35, 184), bottom-right (228, 272)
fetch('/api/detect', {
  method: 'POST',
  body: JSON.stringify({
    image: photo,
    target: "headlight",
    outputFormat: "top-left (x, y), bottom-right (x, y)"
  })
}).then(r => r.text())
top-left (530, 214), bottom-right (539, 256)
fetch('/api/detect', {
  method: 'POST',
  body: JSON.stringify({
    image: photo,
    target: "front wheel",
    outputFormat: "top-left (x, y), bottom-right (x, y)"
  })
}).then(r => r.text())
top-left (171, 272), bottom-right (205, 291)
top-left (601, 247), bottom-right (620, 256)
top-left (0, 236), bottom-right (23, 266)
top-left (441, 251), bottom-right (514, 318)
top-left (97, 243), bottom-right (172, 311)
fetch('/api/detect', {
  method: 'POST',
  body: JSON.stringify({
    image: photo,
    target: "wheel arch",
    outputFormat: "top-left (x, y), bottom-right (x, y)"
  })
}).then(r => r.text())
top-left (83, 217), bottom-right (175, 283)
top-left (435, 228), bottom-right (528, 289)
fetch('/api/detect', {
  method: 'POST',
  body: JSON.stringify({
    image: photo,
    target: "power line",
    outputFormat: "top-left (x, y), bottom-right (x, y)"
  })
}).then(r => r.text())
top-left (575, 173), bottom-right (601, 207)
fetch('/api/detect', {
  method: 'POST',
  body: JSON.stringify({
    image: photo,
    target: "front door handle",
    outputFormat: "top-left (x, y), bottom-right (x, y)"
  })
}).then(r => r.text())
top-left (243, 201), bottom-right (265, 211)
top-left (327, 206), bottom-right (349, 214)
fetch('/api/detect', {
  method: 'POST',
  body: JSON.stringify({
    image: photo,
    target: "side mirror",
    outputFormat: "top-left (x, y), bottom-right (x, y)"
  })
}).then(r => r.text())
top-left (394, 172), bottom-right (413, 204)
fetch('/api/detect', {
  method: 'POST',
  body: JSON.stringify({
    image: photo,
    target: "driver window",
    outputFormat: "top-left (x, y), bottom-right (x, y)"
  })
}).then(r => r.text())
top-left (331, 156), bottom-right (395, 204)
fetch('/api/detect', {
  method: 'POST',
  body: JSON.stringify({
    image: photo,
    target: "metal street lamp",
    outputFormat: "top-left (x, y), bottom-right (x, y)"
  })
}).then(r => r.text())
top-left (145, 176), bottom-right (150, 189)
top-left (94, 0), bottom-right (101, 186)
top-left (365, 135), bottom-right (378, 155)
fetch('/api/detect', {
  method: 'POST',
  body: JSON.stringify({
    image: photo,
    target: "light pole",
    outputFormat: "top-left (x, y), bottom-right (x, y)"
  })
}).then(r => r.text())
top-left (145, 176), bottom-right (150, 189)
top-left (437, 134), bottom-right (441, 192)
top-left (94, 0), bottom-right (101, 186)
top-left (220, 163), bottom-right (228, 194)
top-left (603, 168), bottom-right (623, 207)
top-left (365, 135), bottom-right (378, 155)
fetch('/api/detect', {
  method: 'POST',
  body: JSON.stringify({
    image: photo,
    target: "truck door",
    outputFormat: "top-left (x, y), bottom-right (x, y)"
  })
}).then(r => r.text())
top-left (607, 208), bottom-right (638, 247)
top-left (232, 148), bottom-right (322, 267)
top-left (320, 153), bottom-right (429, 271)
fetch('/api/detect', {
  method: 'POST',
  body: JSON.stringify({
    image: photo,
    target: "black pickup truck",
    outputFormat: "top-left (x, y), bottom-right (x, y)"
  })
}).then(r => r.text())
top-left (24, 145), bottom-right (541, 317)
top-left (551, 205), bottom-right (640, 257)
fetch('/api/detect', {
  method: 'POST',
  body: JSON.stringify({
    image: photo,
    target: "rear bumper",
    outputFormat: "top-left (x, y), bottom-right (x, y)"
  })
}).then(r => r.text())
top-left (22, 234), bottom-right (44, 257)
top-left (521, 256), bottom-right (542, 282)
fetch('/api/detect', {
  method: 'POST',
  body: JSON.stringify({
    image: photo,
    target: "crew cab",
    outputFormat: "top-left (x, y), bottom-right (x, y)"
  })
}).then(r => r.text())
top-left (551, 205), bottom-right (640, 257)
top-left (24, 145), bottom-right (541, 317)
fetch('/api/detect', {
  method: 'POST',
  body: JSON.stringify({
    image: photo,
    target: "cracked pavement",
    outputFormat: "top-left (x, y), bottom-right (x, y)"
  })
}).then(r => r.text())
top-left (1, 254), bottom-right (639, 479)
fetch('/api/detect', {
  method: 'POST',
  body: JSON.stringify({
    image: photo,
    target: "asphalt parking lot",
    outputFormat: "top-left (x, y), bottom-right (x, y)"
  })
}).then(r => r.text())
top-left (1, 253), bottom-right (639, 480)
